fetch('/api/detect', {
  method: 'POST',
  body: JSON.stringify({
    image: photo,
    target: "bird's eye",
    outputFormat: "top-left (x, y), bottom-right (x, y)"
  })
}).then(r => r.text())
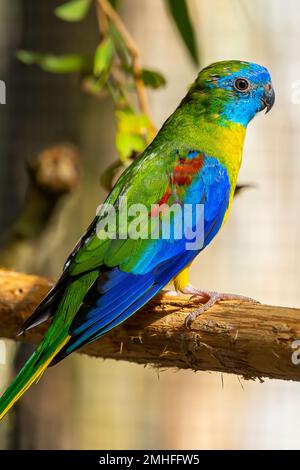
top-left (234, 78), bottom-right (250, 92)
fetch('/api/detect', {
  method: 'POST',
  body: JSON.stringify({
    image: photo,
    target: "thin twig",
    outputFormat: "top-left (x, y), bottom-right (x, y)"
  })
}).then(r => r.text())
top-left (96, 0), bottom-right (154, 127)
top-left (96, 0), bottom-right (108, 36)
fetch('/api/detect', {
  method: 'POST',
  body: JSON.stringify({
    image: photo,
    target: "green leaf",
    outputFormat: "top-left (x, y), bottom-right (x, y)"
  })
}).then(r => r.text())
top-left (16, 50), bottom-right (43, 65)
top-left (100, 160), bottom-right (125, 191)
top-left (106, 80), bottom-right (131, 109)
top-left (116, 133), bottom-right (146, 162)
top-left (109, 0), bottom-right (121, 8)
top-left (94, 38), bottom-right (114, 76)
top-left (82, 75), bottom-right (108, 96)
top-left (40, 54), bottom-right (90, 73)
top-left (108, 23), bottom-right (131, 68)
top-left (16, 50), bottom-right (92, 74)
top-left (122, 65), bottom-right (166, 89)
top-left (115, 110), bottom-right (153, 162)
top-left (141, 69), bottom-right (166, 89)
top-left (54, 0), bottom-right (92, 22)
top-left (165, 0), bottom-right (199, 65)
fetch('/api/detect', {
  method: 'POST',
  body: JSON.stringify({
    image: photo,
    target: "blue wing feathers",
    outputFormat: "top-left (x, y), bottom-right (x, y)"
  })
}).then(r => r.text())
top-left (52, 151), bottom-right (230, 363)
top-left (61, 250), bottom-right (198, 357)
top-left (71, 272), bottom-right (154, 335)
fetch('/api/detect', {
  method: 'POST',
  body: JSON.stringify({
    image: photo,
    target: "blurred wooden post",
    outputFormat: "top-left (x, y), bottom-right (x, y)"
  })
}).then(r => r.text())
top-left (0, 143), bottom-right (80, 270)
top-left (1, 269), bottom-right (300, 382)
top-left (0, 143), bottom-right (80, 449)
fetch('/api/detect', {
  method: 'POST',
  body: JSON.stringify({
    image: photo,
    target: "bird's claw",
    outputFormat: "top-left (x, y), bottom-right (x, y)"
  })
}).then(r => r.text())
top-left (181, 287), bottom-right (259, 328)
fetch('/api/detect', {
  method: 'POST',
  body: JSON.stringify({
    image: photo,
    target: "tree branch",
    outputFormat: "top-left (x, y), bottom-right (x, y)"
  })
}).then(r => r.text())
top-left (0, 269), bottom-right (299, 382)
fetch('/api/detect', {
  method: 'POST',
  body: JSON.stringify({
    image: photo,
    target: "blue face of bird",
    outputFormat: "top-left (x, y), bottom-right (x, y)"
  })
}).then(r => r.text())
top-left (196, 61), bottom-right (275, 127)
top-left (217, 63), bottom-right (275, 126)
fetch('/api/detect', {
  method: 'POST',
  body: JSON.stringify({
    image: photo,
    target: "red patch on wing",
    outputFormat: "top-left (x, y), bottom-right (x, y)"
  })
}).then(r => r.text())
top-left (150, 187), bottom-right (172, 216)
top-left (158, 186), bottom-right (172, 205)
top-left (173, 153), bottom-right (204, 186)
top-left (150, 153), bottom-right (204, 217)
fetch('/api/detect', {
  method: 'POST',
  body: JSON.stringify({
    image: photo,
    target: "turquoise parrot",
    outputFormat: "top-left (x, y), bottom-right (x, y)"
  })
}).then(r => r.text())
top-left (0, 60), bottom-right (274, 419)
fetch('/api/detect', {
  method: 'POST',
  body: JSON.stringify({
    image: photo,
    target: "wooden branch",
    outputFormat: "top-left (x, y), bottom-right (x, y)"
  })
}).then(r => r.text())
top-left (0, 269), bottom-right (300, 382)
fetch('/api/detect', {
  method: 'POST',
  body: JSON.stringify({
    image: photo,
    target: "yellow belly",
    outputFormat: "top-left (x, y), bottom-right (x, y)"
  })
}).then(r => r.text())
top-left (173, 266), bottom-right (190, 291)
top-left (172, 122), bottom-right (246, 291)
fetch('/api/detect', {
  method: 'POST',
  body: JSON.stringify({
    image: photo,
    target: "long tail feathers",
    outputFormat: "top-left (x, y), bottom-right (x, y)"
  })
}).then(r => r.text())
top-left (0, 335), bottom-right (70, 421)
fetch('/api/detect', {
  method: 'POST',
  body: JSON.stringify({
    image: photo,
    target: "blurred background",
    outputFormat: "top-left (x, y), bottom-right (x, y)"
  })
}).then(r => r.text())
top-left (0, 0), bottom-right (300, 450)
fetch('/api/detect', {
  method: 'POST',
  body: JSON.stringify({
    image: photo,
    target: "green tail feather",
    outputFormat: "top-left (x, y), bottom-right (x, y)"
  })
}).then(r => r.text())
top-left (0, 270), bottom-right (98, 421)
top-left (0, 335), bottom-right (70, 420)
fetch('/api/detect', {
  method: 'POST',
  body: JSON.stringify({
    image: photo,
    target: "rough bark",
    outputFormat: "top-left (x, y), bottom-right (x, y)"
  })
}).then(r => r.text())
top-left (0, 269), bottom-right (300, 382)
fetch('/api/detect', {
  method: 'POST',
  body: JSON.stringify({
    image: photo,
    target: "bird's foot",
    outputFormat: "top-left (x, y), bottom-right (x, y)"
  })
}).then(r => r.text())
top-left (161, 288), bottom-right (179, 297)
top-left (180, 285), bottom-right (259, 328)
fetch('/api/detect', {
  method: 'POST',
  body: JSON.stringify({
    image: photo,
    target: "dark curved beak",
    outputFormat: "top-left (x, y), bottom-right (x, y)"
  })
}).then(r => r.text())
top-left (261, 83), bottom-right (275, 113)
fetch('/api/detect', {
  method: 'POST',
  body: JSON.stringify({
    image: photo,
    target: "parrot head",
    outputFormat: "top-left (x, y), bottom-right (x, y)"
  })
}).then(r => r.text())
top-left (187, 60), bottom-right (275, 127)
